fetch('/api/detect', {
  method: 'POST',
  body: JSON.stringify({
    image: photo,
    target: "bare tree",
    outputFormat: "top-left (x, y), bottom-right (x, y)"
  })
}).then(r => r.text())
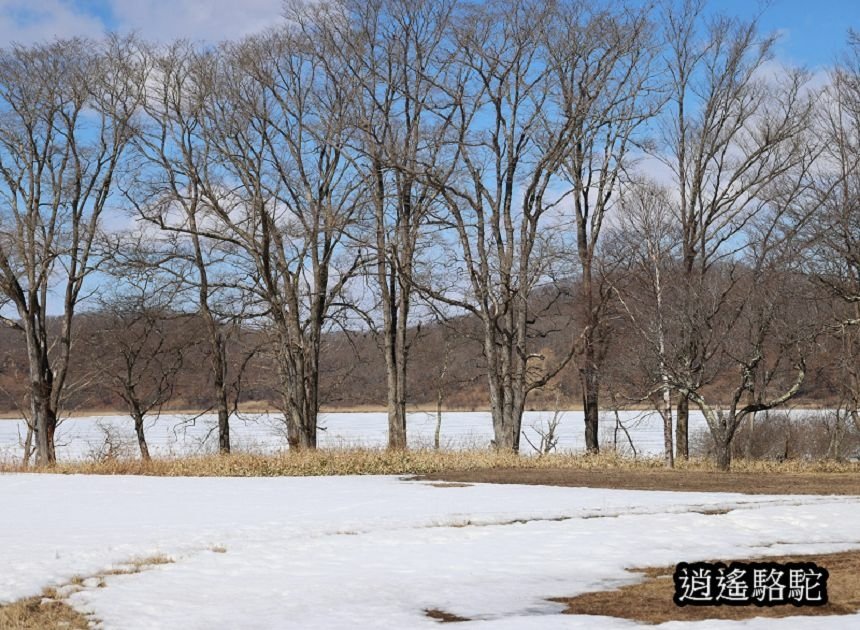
top-left (433, 330), bottom-right (452, 451)
top-left (183, 23), bottom-right (366, 449)
top-left (416, 0), bottom-right (585, 451)
top-left (0, 37), bottom-right (144, 464)
top-left (93, 239), bottom-right (190, 460)
top-left (813, 32), bottom-right (860, 301)
top-left (680, 236), bottom-right (814, 471)
top-left (808, 33), bottom-right (860, 429)
top-left (319, 0), bottom-right (454, 449)
top-left (523, 394), bottom-right (564, 456)
top-left (418, 0), bottom-right (656, 452)
top-left (658, 0), bottom-right (814, 461)
top-left (550, 1), bottom-right (658, 453)
top-left (130, 41), bottom-right (254, 454)
top-left (611, 180), bottom-right (682, 467)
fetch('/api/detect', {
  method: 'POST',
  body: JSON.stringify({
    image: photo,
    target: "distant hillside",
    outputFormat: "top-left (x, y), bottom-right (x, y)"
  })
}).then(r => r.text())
top-left (0, 293), bottom-right (842, 416)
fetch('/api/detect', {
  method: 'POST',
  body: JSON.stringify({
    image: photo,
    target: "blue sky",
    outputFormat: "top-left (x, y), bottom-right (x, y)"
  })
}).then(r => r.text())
top-left (718, 0), bottom-right (857, 69)
top-left (0, 1), bottom-right (856, 69)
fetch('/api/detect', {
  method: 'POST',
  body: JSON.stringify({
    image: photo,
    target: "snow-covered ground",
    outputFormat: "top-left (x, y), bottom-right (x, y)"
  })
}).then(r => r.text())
top-left (0, 409), bottom-right (712, 462)
top-left (1, 474), bottom-right (859, 629)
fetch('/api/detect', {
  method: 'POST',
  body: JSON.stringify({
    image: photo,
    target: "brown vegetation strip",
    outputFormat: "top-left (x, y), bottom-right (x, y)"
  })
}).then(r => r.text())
top-left (423, 468), bottom-right (860, 495)
top-left (552, 550), bottom-right (860, 624)
top-left (4, 450), bottom-right (860, 478)
top-left (0, 555), bottom-right (173, 629)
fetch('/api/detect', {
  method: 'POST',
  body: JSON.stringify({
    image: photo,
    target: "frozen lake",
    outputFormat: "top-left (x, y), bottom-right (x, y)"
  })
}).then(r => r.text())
top-left (0, 409), bottom-right (712, 462)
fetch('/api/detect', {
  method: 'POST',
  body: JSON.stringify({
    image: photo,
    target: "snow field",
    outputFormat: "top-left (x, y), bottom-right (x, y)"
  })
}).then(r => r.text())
top-left (1, 474), bottom-right (859, 629)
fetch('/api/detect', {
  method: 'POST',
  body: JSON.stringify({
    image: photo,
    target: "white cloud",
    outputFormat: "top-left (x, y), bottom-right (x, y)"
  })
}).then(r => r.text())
top-left (108, 0), bottom-right (284, 43)
top-left (0, 0), bottom-right (286, 46)
top-left (0, 0), bottom-right (105, 44)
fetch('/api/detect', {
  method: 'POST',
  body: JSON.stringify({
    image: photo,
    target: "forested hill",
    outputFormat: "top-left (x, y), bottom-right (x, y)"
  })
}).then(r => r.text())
top-left (0, 294), bottom-right (843, 416)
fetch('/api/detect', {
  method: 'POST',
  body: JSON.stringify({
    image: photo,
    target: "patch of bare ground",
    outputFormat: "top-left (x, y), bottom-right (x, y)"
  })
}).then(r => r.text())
top-left (424, 608), bottom-right (472, 622)
top-left (423, 468), bottom-right (860, 495)
top-left (0, 555), bottom-right (173, 629)
top-left (551, 550), bottom-right (860, 624)
top-left (0, 592), bottom-right (91, 629)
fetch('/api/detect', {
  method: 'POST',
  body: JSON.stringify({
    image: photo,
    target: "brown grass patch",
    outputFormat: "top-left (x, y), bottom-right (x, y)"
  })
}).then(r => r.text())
top-left (0, 595), bottom-right (91, 630)
top-left (4, 449), bottom-right (860, 478)
top-left (101, 554), bottom-right (174, 577)
top-left (0, 554), bottom-right (173, 629)
top-left (551, 550), bottom-right (860, 623)
top-left (424, 608), bottom-right (471, 623)
top-left (425, 467), bottom-right (860, 495)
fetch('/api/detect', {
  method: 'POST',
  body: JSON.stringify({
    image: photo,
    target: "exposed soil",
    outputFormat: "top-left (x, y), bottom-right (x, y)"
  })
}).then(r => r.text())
top-left (552, 550), bottom-right (860, 624)
top-left (424, 608), bottom-right (472, 622)
top-left (422, 468), bottom-right (860, 495)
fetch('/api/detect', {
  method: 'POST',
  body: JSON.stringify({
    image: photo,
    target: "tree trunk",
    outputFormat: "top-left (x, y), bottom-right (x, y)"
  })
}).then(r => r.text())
top-left (212, 341), bottom-right (231, 454)
top-left (487, 352), bottom-right (525, 451)
top-left (491, 403), bottom-right (522, 451)
top-left (22, 421), bottom-right (33, 468)
top-left (284, 354), bottom-right (319, 450)
top-left (277, 319), bottom-right (321, 451)
top-left (579, 261), bottom-right (601, 453)
top-left (661, 384), bottom-right (674, 468)
top-left (285, 399), bottom-right (318, 450)
top-left (33, 398), bottom-right (57, 466)
top-left (44, 409), bottom-right (57, 464)
top-left (25, 319), bottom-right (57, 465)
top-left (291, 424), bottom-right (317, 449)
top-left (295, 407), bottom-right (318, 449)
top-left (484, 316), bottom-right (521, 451)
top-left (192, 217), bottom-right (231, 455)
top-left (393, 303), bottom-right (408, 449)
top-left (434, 393), bottom-right (443, 451)
top-left (386, 396), bottom-right (407, 450)
top-left (373, 156), bottom-right (410, 452)
top-left (133, 411), bottom-right (151, 461)
top-left (581, 360), bottom-right (600, 453)
top-left (676, 394), bottom-right (689, 460)
top-left (714, 435), bottom-right (732, 471)
top-left (434, 334), bottom-right (450, 451)
top-left (217, 403), bottom-right (230, 455)
top-left (383, 306), bottom-right (408, 449)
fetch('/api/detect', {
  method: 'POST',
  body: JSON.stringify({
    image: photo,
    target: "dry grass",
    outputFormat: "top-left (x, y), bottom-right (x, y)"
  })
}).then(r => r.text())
top-left (0, 595), bottom-right (91, 630)
top-left (4, 449), bottom-right (860, 478)
top-left (100, 554), bottom-right (174, 577)
top-left (0, 554), bottom-right (173, 629)
top-left (552, 550), bottom-right (860, 624)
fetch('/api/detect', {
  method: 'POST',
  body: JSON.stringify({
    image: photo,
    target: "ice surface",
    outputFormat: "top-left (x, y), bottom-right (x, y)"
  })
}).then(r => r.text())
top-left (0, 409), bottom-right (714, 461)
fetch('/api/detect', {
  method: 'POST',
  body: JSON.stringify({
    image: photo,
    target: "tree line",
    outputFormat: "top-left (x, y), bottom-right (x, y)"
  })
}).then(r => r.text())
top-left (0, 0), bottom-right (858, 470)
